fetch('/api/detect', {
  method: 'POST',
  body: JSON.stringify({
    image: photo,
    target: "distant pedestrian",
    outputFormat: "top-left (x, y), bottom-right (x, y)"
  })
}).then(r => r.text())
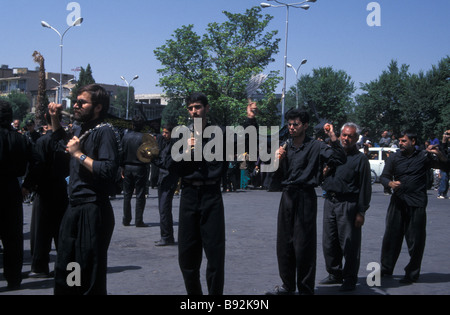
top-left (121, 115), bottom-right (151, 227)
top-left (380, 130), bottom-right (449, 284)
top-left (153, 124), bottom-right (179, 246)
top-left (437, 130), bottom-right (449, 199)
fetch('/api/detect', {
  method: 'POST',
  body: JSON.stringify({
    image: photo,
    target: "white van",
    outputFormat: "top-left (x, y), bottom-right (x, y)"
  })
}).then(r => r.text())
top-left (359, 147), bottom-right (399, 183)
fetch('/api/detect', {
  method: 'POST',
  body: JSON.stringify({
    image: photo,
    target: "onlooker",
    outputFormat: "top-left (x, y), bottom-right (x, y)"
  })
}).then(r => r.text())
top-left (121, 115), bottom-right (151, 227)
top-left (379, 130), bottom-right (391, 147)
top-left (153, 124), bottom-right (179, 246)
top-left (437, 130), bottom-right (449, 199)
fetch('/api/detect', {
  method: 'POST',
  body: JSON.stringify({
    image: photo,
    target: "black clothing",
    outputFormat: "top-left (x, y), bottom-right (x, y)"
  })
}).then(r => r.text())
top-left (380, 149), bottom-right (449, 207)
top-left (0, 127), bottom-right (31, 288)
top-left (121, 130), bottom-right (150, 226)
top-left (321, 146), bottom-right (372, 285)
top-left (155, 135), bottom-right (179, 242)
top-left (274, 137), bottom-right (346, 294)
top-left (380, 149), bottom-right (449, 280)
top-left (155, 121), bottom-right (257, 295)
top-left (321, 146), bottom-right (372, 214)
top-left (52, 121), bottom-right (119, 295)
top-left (22, 130), bottom-right (70, 274)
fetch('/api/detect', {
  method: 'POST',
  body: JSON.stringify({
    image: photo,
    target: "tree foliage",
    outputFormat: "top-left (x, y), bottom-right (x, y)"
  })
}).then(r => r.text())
top-left (354, 57), bottom-right (450, 142)
top-left (154, 6), bottom-right (282, 127)
top-left (70, 64), bottom-right (96, 105)
top-left (285, 66), bottom-right (356, 130)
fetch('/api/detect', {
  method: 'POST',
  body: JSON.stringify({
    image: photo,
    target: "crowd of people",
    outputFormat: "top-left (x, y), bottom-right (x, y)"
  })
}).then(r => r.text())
top-left (1, 84), bottom-right (449, 295)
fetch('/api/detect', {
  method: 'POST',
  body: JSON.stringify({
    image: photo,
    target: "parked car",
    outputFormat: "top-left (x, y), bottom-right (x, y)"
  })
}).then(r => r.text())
top-left (359, 147), bottom-right (399, 183)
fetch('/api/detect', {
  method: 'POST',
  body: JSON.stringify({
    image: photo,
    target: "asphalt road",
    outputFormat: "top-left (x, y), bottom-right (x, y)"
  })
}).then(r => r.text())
top-left (1, 183), bottom-right (450, 296)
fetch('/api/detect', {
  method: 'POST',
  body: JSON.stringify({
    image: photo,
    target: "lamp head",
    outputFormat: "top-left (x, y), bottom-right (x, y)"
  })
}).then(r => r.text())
top-left (41, 21), bottom-right (51, 28)
top-left (72, 17), bottom-right (84, 27)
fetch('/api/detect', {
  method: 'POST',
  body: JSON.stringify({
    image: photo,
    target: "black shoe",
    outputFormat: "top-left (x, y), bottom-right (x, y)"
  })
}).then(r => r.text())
top-left (265, 285), bottom-right (295, 295)
top-left (339, 281), bottom-right (356, 292)
top-left (319, 275), bottom-right (343, 285)
top-left (399, 276), bottom-right (415, 285)
top-left (136, 222), bottom-right (149, 227)
top-left (155, 239), bottom-right (175, 246)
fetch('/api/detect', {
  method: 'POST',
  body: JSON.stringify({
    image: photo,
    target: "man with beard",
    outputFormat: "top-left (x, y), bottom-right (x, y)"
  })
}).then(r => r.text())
top-left (266, 109), bottom-right (346, 295)
top-left (319, 123), bottom-right (372, 291)
top-left (380, 130), bottom-right (449, 284)
top-left (49, 84), bottom-right (119, 295)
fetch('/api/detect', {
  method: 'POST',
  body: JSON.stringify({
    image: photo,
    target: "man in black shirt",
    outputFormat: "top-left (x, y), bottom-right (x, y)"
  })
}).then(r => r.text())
top-left (266, 109), bottom-right (346, 295)
top-left (320, 123), bottom-right (372, 291)
top-left (49, 84), bottom-right (119, 295)
top-left (380, 130), bottom-right (449, 284)
top-left (154, 124), bottom-right (179, 246)
top-left (22, 108), bottom-right (70, 278)
top-left (0, 100), bottom-right (31, 290)
top-left (121, 115), bottom-right (150, 227)
top-left (156, 92), bottom-right (259, 295)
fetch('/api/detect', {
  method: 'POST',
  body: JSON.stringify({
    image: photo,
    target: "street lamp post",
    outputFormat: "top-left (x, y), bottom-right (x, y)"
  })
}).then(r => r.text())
top-left (121, 75), bottom-right (139, 120)
top-left (287, 58), bottom-right (307, 109)
top-left (260, 0), bottom-right (317, 126)
top-left (41, 17), bottom-right (84, 104)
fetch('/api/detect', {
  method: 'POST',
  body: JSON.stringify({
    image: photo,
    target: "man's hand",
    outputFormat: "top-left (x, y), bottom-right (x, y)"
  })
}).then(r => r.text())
top-left (67, 136), bottom-right (82, 157)
top-left (277, 146), bottom-right (286, 160)
top-left (389, 180), bottom-right (401, 190)
top-left (247, 101), bottom-right (258, 119)
top-left (324, 123), bottom-right (337, 142)
top-left (355, 213), bottom-right (365, 228)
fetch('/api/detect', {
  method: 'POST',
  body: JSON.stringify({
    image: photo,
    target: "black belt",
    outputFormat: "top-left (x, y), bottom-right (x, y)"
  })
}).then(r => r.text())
top-left (326, 192), bottom-right (358, 202)
top-left (183, 178), bottom-right (220, 186)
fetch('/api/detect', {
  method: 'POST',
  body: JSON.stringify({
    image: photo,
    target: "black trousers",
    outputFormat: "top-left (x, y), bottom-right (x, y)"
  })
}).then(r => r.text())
top-left (178, 183), bottom-right (225, 295)
top-left (0, 179), bottom-right (24, 287)
top-left (277, 186), bottom-right (317, 295)
top-left (322, 196), bottom-right (361, 285)
top-left (381, 196), bottom-right (426, 281)
top-left (30, 191), bottom-right (67, 273)
top-left (122, 164), bottom-right (149, 225)
top-left (158, 186), bottom-right (176, 242)
top-left (54, 199), bottom-right (115, 295)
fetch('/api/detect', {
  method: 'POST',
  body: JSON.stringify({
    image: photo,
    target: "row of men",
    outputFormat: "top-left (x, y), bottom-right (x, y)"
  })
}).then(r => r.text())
top-left (1, 84), bottom-right (449, 295)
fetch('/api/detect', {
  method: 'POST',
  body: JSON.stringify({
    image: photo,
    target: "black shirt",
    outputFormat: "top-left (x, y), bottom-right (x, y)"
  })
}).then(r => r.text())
top-left (321, 146), bottom-right (372, 214)
top-left (380, 149), bottom-right (450, 207)
top-left (276, 137), bottom-right (347, 188)
top-left (52, 119), bottom-right (119, 204)
top-left (121, 130), bottom-right (148, 166)
top-left (0, 126), bottom-right (31, 180)
top-left (22, 130), bottom-right (70, 195)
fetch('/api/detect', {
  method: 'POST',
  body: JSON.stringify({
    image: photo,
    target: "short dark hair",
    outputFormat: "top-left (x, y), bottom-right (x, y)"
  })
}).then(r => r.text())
top-left (78, 84), bottom-right (110, 119)
top-left (399, 130), bottom-right (418, 143)
top-left (285, 109), bottom-right (310, 124)
top-left (132, 115), bottom-right (145, 132)
top-left (162, 123), bottom-right (174, 132)
top-left (186, 92), bottom-right (208, 107)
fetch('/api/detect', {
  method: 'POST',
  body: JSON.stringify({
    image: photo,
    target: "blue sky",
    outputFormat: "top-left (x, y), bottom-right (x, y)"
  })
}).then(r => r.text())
top-left (1, 0), bottom-right (449, 95)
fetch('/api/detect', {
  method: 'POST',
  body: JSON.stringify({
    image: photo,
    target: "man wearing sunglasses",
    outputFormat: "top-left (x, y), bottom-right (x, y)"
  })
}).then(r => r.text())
top-left (49, 84), bottom-right (119, 295)
top-left (266, 109), bottom-right (346, 295)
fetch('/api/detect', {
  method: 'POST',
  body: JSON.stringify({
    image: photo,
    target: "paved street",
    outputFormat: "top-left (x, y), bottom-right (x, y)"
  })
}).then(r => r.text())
top-left (1, 183), bottom-right (450, 295)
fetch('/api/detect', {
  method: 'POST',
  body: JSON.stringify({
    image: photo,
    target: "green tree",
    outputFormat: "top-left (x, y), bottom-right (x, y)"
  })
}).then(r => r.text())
top-left (71, 64), bottom-right (96, 105)
top-left (154, 6), bottom-right (281, 127)
top-left (354, 60), bottom-right (410, 138)
top-left (1, 90), bottom-right (31, 122)
top-left (286, 66), bottom-right (356, 131)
